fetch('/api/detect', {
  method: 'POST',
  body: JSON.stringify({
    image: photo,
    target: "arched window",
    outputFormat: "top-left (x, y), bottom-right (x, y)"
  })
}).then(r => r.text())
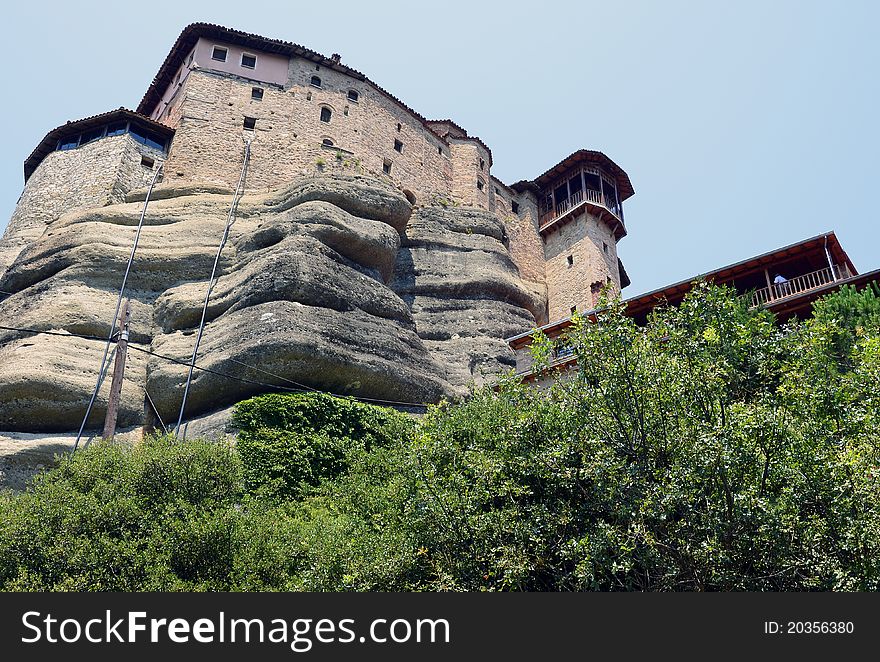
top-left (322, 138), bottom-right (334, 147)
top-left (310, 75), bottom-right (322, 88)
top-left (320, 107), bottom-right (332, 123)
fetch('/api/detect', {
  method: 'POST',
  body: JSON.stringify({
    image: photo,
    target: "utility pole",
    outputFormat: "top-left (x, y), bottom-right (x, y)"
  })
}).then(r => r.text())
top-left (102, 299), bottom-right (130, 441)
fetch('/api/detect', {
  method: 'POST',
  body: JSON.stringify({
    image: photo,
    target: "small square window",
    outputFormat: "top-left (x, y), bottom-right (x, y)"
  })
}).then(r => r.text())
top-left (251, 87), bottom-right (264, 100)
top-left (212, 46), bottom-right (227, 62)
top-left (567, 255), bottom-right (574, 267)
top-left (141, 156), bottom-right (155, 168)
top-left (241, 53), bottom-right (257, 69)
top-left (347, 90), bottom-right (359, 102)
top-left (243, 116), bottom-right (256, 130)
top-left (394, 139), bottom-right (403, 153)
top-left (383, 159), bottom-right (392, 175)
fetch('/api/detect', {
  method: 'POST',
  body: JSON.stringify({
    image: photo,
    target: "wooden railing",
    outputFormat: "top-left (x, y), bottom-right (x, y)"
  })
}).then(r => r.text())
top-left (748, 264), bottom-right (852, 308)
top-left (539, 189), bottom-right (622, 228)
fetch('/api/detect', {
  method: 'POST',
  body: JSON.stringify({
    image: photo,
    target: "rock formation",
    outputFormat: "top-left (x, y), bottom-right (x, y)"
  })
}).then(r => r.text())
top-left (0, 174), bottom-right (545, 438)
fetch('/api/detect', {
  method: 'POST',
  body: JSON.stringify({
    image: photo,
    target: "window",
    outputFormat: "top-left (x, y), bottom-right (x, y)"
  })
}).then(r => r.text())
top-left (212, 46), bottom-right (227, 62)
top-left (383, 159), bottom-right (392, 175)
top-left (438, 146), bottom-right (443, 155)
top-left (251, 87), bottom-right (264, 100)
top-left (80, 127), bottom-right (104, 145)
top-left (241, 53), bottom-right (257, 69)
top-left (567, 255), bottom-right (574, 267)
top-left (322, 138), bottom-right (334, 146)
top-left (397, 123), bottom-right (402, 132)
top-left (479, 158), bottom-right (485, 171)
top-left (511, 201), bottom-right (519, 213)
top-left (129, 127), bottom-right (166, 151)
top-left (571, 306), bottom-right (577, 314)
top-left (320, 107), bottom-right (332, 123)
top-left (347, 89), bottom-right (359, 102)
top-left (243, 116), bottom-right (256, 130)
top-left (141, 156), bottom-right (155, 168)
top-left (58, 136), bottom-right (79, 151)
top-left (603, 242), bottom-right (609, 254)
top-left (310, 75), bottom-right (322, 88)
top-left (477, 179), bottom-right (484, 191)
top-left (393, 139), bottom-right (403, 153)
top-left (106, 121), bottom-right (127, 137)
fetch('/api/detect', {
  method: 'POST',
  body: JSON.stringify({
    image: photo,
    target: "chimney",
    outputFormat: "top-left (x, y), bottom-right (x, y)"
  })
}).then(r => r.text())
top-left (330, 53), bottom-right (341, 64)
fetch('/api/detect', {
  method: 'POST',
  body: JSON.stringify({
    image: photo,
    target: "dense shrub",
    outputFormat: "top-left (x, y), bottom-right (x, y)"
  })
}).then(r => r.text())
top-left (1, 284), bottom-right (879, 591)
top-left (233, 392), bottom-right (414, 499)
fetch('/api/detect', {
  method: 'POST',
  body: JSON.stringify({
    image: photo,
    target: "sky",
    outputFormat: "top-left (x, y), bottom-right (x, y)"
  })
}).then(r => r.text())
top-left (2, 0), bottom-right (877, 296)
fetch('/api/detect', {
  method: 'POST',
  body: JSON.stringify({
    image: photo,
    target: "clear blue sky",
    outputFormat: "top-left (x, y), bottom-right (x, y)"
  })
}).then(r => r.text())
top-left (2, 0), bottom-right (877, 295)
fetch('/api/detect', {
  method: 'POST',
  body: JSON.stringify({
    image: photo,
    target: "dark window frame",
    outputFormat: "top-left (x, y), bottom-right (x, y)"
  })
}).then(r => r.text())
top-left (211, 46), bottom-right (228, 62)
top-left (240, 53), bottom-right (257, 69)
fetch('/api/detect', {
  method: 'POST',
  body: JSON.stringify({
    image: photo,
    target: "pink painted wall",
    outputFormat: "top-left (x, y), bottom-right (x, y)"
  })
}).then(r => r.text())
top-left (151, 47), bottom-right (196, 121)
top-left (193, 38), bottom-right (289, 86)
top-left (149, 40), bottom-right (290, 122)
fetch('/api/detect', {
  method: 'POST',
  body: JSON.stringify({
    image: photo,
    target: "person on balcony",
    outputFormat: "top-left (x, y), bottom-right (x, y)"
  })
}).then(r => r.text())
top-left (774, 273), bottom-right (789, 297)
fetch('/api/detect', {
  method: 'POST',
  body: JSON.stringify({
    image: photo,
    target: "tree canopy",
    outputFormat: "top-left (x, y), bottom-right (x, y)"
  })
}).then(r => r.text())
top-left (1, 283), bottom-right (878, 591)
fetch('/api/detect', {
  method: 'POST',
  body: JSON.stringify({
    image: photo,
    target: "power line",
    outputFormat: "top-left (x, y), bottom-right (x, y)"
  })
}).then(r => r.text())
top-left (177, 140), bottom-right (251, 438)
top-left (0, 323), bottom-right (431, 411)
top-left (74, 163), bottom-right (164, 452)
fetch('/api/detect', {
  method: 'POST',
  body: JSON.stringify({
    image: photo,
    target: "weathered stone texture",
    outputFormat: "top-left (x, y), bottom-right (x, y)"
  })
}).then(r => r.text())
top-left (391, 205), bottom-right (545, 393)
top-left (0, 135), bottom-right (164, 276)
top-left (0, 174), bottom-right (540, 432)
top-left (543, 210), bottom-right (620, 321)
top-left (161, 65), bottom-right (461, 207)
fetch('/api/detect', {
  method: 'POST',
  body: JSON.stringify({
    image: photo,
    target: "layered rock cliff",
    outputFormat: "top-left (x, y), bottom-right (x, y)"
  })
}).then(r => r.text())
top-left (0, 174), bottom-right (545, 440)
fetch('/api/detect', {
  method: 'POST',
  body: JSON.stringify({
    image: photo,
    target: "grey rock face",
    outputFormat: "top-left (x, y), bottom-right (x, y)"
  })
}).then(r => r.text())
top-left (0, 174), bottom-right (545, 433)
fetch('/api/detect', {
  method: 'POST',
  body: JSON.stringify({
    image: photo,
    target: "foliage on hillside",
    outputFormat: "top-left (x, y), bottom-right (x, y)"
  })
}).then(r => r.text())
top-left (1, 282), bottom-right (878, 591)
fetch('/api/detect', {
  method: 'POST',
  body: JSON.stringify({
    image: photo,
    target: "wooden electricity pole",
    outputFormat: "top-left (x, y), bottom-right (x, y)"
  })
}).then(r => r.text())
top-left (102, 299), bottom-right (131, 441)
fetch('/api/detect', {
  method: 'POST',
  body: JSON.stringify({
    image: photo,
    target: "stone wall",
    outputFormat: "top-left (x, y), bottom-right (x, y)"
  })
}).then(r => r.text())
top-left (160, 63), bottom-right (460, 206)
top-left (542, 210), bottom-right (620, 322)
top-left (0, 135), bottom-right (165, 276)
top-left (449, 138), bottom-right (491, 209)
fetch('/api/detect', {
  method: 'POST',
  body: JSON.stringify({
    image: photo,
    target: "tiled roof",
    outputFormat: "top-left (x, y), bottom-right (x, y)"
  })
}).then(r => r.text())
top-left (136, 23), bottom-right (490, 159)
top-left (23, 108), bottom-right (174, 181)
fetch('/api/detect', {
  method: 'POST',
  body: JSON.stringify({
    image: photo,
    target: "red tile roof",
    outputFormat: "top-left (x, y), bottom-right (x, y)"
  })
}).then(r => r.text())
top-left (136, 23), bottom-right (492, 161)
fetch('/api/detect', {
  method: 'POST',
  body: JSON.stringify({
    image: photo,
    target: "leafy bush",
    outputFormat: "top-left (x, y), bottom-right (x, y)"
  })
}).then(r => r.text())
top-left (233, 392), bottom-right (414, 499)
top-left (2, 284), bottom-right (879, 591)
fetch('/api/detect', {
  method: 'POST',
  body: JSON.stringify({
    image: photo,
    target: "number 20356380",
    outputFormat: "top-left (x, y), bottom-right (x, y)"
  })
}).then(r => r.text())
top-left (764, 621), bottom-right (854, 635)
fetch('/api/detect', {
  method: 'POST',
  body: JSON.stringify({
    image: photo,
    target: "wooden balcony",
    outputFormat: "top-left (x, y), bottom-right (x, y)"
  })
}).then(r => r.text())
top-left (747, 264), bottom-right (853, 308)
top-left (538, 188), bottom-right (624, 237)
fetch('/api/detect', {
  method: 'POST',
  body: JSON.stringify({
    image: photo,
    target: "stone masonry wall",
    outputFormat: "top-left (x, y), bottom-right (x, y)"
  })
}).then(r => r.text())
top-left (160, 63), bottom-right (458, 206)
top-left (449, 138), bottom-right (491, 209)
top-left (542, 210), bottom-right (620, 322)
top-left (1, 135), bottom-right (166, 276)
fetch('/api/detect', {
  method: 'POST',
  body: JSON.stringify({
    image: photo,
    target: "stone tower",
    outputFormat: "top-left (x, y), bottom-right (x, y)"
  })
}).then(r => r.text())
top-left (514, 150), bottom-right (633, 322)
